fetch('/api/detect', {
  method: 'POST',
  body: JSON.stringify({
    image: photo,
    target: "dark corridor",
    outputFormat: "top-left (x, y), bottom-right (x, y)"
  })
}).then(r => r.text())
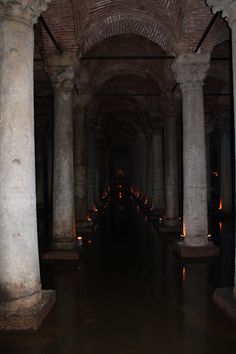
top-left (0, 192), bottom-right (236, 354)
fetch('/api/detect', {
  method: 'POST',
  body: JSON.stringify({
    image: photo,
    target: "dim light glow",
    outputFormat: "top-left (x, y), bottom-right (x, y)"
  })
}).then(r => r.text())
top-left (182, 267), bottom-right (186, 283)
top-left (219, 222), bottom-right (223, 233)
top-left (218, 199), bottom-right (223, 210)
top-left (77, 236), bottom-right (83, 241)
top-left (183, 223), bottom-right (186, 238)
top-left (87, 215), bottom-right (92, 222)
top-left (93, 205), bottom-right (98, 212)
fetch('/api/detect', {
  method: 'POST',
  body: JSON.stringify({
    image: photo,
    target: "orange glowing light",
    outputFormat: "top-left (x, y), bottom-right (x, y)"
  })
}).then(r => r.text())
top-left (183, 223), bottom-right (186, 238)
top-left (218, 199), bottom-right (223, 210)
top-left (219, 222), bottom-right (223, 233)
top-left (182, 267), bottom-right (186, 282)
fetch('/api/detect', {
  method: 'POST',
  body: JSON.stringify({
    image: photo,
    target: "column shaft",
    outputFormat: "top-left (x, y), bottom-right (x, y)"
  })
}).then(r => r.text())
top-left (164, 114), bottom-right (179, 226)
top-left (52, 68), bottom-right (75, 250)
top-left (172, 54), bottom-right (210, 247)
top-left (152, 128), bottom-right (164, 214)
top-left (74, 99), bottom-right (89, 227)
top-left (0, 0), bottom-right (55, 331)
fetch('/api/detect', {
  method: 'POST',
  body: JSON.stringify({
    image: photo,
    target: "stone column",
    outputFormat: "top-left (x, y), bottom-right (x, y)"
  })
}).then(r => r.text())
top-left (152, 126), bottom-right (164, 215)
top-left (146, 133), bottom-right (153, 200)
top-left (172, 54), bottom-right (218, 255)
top-left (95, 127), bottom-right (104, 202)
top-left (218, 113), bottom-right (232, 215)
top-left (206, 0), bottom-right (236, 317)
top-left (74, 93), bottom-right (91, 230)
top-left (164, 109), bottom-right (179, 226)
top-left (87, 121), bottom-right (96, 210)
top-left (51, 67), bottom-right (76, 250)
top-left (0, 0), bottom-right (55, 331)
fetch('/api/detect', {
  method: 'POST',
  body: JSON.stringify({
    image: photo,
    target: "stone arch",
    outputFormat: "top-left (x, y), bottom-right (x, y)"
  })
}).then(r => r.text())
top-left (79, 13), bottom-right (177, 55)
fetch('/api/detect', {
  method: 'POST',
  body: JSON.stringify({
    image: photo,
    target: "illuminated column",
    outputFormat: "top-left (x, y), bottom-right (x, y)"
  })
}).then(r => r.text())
top-left (152, 125), bottom-right (164, 215)
top-left (164, 109), bottom-right (179, 226)
top-left (51, 67), bottom-right (76, 250)
top-left (74, 93), bottom-right (91, 229)
top-left (0, 0), bottom-right (55, 331)
top-left (172, 54), bottom-right (211, 249)
top-left (218, 113), bottom-right (232, 214)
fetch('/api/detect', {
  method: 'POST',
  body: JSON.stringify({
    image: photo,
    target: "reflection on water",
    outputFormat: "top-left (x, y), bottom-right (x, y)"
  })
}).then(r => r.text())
top-left (0, 194), bottom-right (236, 354)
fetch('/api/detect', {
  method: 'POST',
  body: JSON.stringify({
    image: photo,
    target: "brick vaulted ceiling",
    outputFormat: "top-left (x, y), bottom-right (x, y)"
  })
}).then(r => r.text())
top-left (35, 0), bottom-right (231, 145)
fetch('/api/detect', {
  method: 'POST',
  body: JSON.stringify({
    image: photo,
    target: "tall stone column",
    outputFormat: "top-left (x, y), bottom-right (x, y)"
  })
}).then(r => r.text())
top-left (206, 0), bottom-right (236, 321)
top-left (87, 121), bottom-right (96, 210)
top-left (95, 127), bottom-right (104, 202)
top-left (172, 54), bottom-right (218, 256)
top-left (152, 126), bottom-right (164, 215)
top-left (51, 67), bottom-right (76, 250)
top-left (0, 0), bottom-right (55, 331)
top-left (164, 109), bottom-right (179, 226)
top-left (218, 113), bottom-right (233, 215)
top-left (146, 133), bottom-right (153, 200)
top-left (74, 93), bottom-right (91, 230)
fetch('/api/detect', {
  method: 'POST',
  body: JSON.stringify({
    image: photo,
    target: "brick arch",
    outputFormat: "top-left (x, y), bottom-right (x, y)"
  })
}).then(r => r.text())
top-left (92, 63), bottom-right (161, 92)
top-left (79, 13), bottom-right (177, 55)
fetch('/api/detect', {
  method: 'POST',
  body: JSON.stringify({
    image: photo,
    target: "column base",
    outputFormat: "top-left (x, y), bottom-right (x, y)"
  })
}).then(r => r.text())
top-left (213, 288), bottom-right (236, 322)
top-left (173, 240), bottom-right (220, 258)
top-left (0, 290), bottom-right (56, 331)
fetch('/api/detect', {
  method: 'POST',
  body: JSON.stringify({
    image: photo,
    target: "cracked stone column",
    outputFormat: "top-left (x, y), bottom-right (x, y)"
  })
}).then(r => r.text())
top-left (74, 93), bottom-right (91, 231)
top-left (164, 108), bottom-right (179, 226)
top-left (172, 54), bottom-right (216, 254)
top-left (51, 67), bottom-right (76, 250)
top-left (152, 125), bottom-right (164, 215)
top-left (0, 0), bottom-right (55, 331)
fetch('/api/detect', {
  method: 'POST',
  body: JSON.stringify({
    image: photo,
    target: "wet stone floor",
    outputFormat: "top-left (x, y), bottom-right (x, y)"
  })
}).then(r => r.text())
top-left (1, 196), bottom-right (236, 354)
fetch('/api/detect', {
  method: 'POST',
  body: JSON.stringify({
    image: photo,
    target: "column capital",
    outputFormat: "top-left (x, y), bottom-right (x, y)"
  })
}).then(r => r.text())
top-left (0, 0), bottom-right (51, 26)
top-left (206, 0), bottom-right (236, 27)
top-left (50, 66), bottom-right (75, 94)
top-left (172, 53), bottom-right (210, 92)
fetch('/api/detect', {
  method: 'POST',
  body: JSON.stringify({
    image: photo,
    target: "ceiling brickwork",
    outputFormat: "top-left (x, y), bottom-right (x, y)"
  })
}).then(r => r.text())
top-left (35, 0), bottom-right (231, 148)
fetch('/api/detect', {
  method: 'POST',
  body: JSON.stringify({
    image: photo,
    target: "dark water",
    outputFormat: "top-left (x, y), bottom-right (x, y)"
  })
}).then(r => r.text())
top-left (0, 195), bottom-right (236, 354)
